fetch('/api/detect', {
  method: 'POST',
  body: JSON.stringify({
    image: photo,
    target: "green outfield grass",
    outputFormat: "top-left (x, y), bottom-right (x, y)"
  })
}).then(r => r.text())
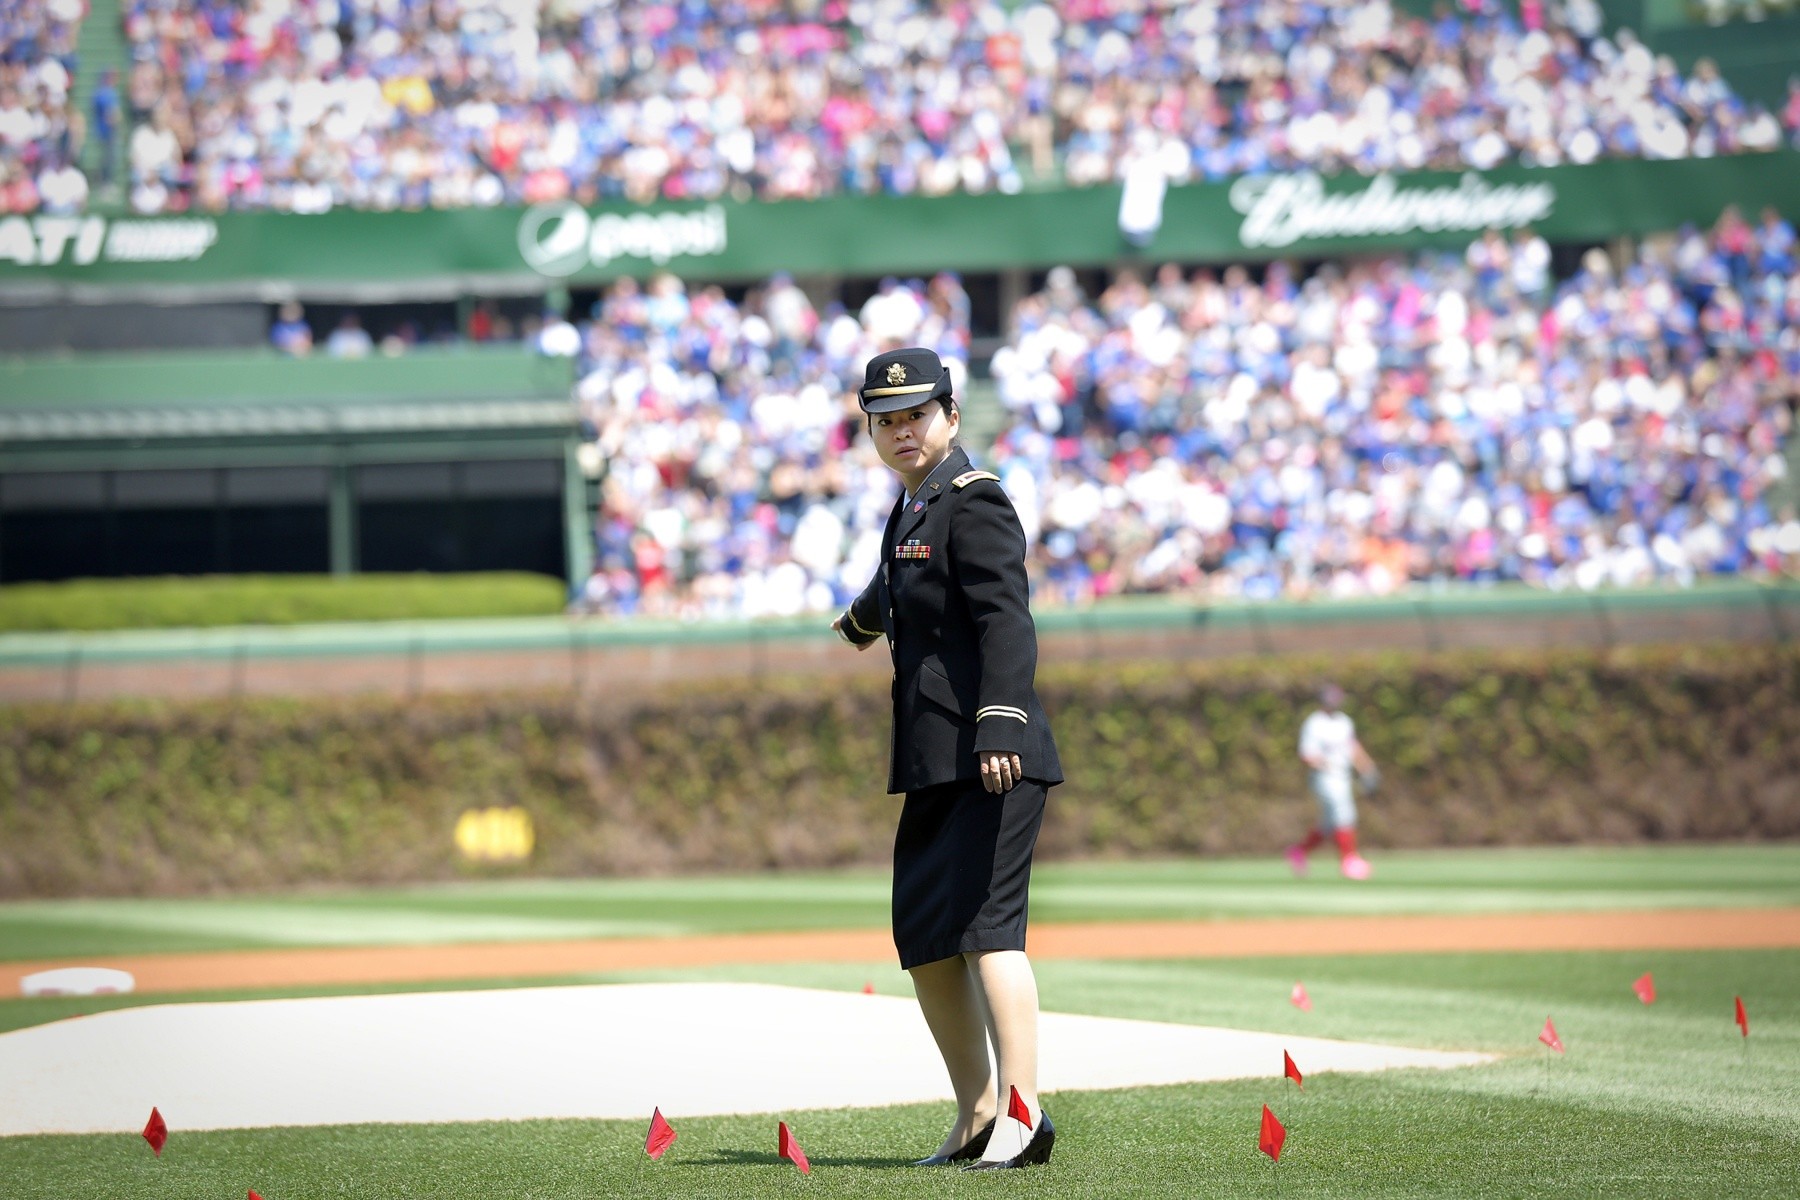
top-left (3, 844), bottom-right (1797, 1197)
top-left (3, 842), bottom-right (1797, 962)
top-left (3, 948), bottom-right (1796, 1199)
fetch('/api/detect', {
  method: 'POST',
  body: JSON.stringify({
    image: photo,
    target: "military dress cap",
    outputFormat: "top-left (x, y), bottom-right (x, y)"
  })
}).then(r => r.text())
top-left (858, 347), bottom-right (954, 413)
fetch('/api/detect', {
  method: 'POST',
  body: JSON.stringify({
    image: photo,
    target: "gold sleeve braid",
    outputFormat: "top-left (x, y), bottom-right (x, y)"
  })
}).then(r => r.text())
top-left (952, 470), bottom-right (1000, 489)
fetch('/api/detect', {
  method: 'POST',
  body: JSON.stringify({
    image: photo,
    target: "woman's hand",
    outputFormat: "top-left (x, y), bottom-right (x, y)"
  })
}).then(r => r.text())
top-left (979, 752), bottom-right (1023, 793)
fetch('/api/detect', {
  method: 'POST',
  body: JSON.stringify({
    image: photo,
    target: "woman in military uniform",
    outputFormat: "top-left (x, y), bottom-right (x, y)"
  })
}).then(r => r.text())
top-left (832, 347), bottom-right (1062, 1171)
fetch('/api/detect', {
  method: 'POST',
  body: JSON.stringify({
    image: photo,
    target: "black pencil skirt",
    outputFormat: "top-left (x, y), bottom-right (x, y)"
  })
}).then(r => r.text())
top-left (891, 776), bottom-right (1050, 970)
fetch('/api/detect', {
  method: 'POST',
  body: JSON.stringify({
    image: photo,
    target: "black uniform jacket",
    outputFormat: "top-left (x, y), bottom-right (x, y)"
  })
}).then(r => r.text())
top-left (840, 446), bottom-right (1063, 795)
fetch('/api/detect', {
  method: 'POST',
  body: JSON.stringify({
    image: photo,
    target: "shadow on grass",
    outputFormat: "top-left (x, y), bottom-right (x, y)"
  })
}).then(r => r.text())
top-left (685, 1148), bottom-right (918, 1169)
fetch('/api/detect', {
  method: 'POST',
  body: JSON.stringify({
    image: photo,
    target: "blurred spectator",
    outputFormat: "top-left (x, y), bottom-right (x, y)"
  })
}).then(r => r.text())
top-left (536, 307), bottom-right (581, 357)
top-left (379, 319), bottom-right (419, 357)
top-left (126, 111), bottom-right (178, 212)
top-left (35, 150), bottom-right (84, 211)
top-left (270, 302), bottom-right (313, 356)
top-left (1510, 228), bottom-right (1553, 305)
top-left (324, 312), bottom-right (373, 359)
top-left (467, 300), bottom-right (498, 343)
top-left (1118, 131), bottom-right (1174, 250)
top-left (1, 158), bottom-right (38, 210)
top-left (89, 67), bottom-right (117, 188)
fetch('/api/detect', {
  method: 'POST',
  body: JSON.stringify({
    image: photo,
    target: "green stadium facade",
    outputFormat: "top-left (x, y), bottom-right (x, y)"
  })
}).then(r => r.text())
top-left (2, 154), bottom-right (1798, 298)
top-left (2, 152), bottom-right (1798, 585)
top-left (0, 351), bottom-right (585, 585)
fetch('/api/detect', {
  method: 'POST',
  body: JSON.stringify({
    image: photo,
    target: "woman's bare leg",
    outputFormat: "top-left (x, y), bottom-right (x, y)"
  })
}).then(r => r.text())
top-left (908, 955), bottom-right (998, 1155)
top-left (969, 948), bottom-right (1041, 1161)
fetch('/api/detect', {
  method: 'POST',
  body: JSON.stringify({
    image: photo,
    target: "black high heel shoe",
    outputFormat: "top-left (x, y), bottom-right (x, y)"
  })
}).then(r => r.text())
top-left (912, 1117), bottom-right (996, 1166)
top-left (963, 1110), bottom-right (1055, 1171)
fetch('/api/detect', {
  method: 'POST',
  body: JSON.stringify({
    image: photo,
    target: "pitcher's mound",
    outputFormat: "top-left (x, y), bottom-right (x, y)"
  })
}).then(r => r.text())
top-left (0, 983), bottom-right (1492, 1136)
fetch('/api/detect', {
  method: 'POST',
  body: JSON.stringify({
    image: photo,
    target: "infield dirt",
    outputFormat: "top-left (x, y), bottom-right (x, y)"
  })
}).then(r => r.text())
top-left (6, 907), bottom-right (1797, 997)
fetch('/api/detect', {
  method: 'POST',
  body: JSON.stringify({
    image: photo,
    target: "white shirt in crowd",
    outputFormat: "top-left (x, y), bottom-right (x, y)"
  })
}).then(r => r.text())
top-left (36, 162), bottom-right (87, 212)
top-left (1299, 709), bottom-right (1359, 777)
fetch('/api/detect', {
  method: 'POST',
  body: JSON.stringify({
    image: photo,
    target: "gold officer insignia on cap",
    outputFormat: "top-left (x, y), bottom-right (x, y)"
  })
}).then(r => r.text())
top-left (952, 470), bottom-right (1000, 488)
top-left (886, 362), bottom-right (908, 385)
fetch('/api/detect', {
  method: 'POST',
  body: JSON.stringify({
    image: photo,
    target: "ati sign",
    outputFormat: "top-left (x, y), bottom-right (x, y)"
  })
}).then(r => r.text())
top-left (516, 201), bottom-right (728, 276)
top-left (0, 215), bottom-right (219, 267)
top-left (1229, 171), bottom-right (1557, 250)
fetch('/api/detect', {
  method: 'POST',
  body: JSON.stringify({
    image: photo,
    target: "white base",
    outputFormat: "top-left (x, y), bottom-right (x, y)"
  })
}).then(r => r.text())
top-left (0, 983), bottom-right (1492, 1136)
top-left (18, 967), bottom-right (136, 998)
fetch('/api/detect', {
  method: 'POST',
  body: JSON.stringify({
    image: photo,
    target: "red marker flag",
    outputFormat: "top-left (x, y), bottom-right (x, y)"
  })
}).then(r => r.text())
top-left (1258, 1105), bottom-right (1286, 1163)
top-left (1290, 983), bottom-right (1312, 1012)
top-left (249, 1192), bottom-right (264, 1200)
top-left (1735, 996), bottom-right (1749, 1038)
top-left (1007, 1084), bottom-right (1034, 1131)
top-left (1632, 973), bottom-right (1656, 1005)
top-left (1538, 1017), bottom-right (1564, 1054)
top-left (645, 1108), bottom-right (677, 1160)
top-left (1283, 1049), bottom-right (1304, 1090)
top-left (862, 981), bottom-right (875, 995)
top-left (142, 1107), bottom-right (168, 1156)
top-left (777, 1121), bottom-right (811, 1174)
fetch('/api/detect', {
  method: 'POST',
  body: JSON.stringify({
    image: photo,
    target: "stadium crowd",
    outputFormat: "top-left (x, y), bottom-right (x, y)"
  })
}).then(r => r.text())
top-left (565, 210), bottom-right (1800, 618)
top-left (569, 268), bottom-right (975, 617)
top-left (0, 0), bottom-right (89, 213)
top-left (984, 208), bottom-right (1799, 603)
top-left (3, 0), bottom-right (1792, 213)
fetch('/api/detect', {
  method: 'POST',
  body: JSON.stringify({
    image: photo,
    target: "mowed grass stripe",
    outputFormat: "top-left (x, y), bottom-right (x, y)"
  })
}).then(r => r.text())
top-left (3, 844), bottom-right (1798, 962)
top-left (0, 902), bottom-right (683, 946)
top-left (5, 909), bottom-right (1799, 1000)
top-left (9, 1085), bottom-right (1791, 1200)
top-left (3, 948), bottom-right (1795, 1198)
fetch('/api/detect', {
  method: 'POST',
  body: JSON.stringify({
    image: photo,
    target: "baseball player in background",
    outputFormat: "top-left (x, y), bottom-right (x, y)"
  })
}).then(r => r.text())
top-left (1287, 683), bottom-right (1379, 880)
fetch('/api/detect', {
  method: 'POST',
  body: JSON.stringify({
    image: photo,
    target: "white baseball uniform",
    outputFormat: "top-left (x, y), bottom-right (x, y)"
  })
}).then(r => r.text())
top-left (1299, 708), bottom-right (1359, 831)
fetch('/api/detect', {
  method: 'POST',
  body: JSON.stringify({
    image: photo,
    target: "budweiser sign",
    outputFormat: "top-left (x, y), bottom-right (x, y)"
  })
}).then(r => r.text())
top-left (1229, 171), bottom-right (1556, 249)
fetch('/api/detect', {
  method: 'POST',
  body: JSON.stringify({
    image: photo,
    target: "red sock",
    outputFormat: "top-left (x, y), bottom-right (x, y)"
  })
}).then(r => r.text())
top-left (1299, 829), bottom-right (1326, 852)
top-left (1334, 829), bottom-right (1358, 859)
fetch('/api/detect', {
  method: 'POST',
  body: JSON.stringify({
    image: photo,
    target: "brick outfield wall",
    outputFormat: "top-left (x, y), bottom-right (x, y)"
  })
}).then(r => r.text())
top-left (1, 586), bottom-right (1792, 705)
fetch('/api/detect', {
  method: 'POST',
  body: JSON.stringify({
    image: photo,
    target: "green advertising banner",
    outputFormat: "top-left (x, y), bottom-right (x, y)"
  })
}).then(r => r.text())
top-left (3, 151), bottom-right (1797, 300)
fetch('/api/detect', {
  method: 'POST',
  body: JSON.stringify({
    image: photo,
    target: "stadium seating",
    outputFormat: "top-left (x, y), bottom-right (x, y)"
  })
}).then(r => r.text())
top-left (83, 0), bottom-right (1794, 214)
top-left (567, 213), bottom-right (1799, 617)
top-left (0, 0), bottom-right (89, 213)
top-left (985, 209), bottom-right (1800, 602)
top-left (569, 269), bottom-right (971, 617)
